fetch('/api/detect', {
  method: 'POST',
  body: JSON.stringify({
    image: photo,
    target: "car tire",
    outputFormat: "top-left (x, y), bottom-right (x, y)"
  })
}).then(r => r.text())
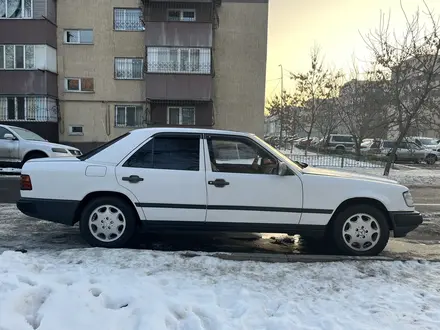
top-left (335, 146), bottom-right (345, 154)
top-left (331, 204), bottom-right (390, 256)
top-left (426, 154), bottom-right (437, 165)
top-left (79, 196), bottom-right (138, 248)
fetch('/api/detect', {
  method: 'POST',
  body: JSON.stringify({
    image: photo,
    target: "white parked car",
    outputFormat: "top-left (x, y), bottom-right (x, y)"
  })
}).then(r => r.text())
top-left (17, 128), bottom-right (423, 256)
top-left (0, 124), bottom-right (82, 168)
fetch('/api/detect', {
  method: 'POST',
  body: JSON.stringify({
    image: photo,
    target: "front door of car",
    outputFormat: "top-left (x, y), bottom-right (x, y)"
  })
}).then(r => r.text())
top-left (0, 127), bottom-right (19, 163)
top-left (204, 135), bottom-right (303, 226)
top-left (115, 134), bottom-right (207, 222)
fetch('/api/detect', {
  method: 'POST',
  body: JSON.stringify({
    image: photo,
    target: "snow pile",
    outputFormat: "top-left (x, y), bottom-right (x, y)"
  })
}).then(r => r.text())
top-left (1, 249), bottom-right (440, 330)
top-left (339, 167), bottom-right (440, 186)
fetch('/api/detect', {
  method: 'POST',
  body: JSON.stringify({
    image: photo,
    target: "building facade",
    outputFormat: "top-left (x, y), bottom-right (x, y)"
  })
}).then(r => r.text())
top-left (0, 0), bottom-right (268, 151)
top-left (0, 0), bottom-right (59, 141)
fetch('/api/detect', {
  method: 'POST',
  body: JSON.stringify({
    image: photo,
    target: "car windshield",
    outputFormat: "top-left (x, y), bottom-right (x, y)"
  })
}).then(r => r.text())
top-left (383, 141), bottom-right (395, 148)
top-left (253, 135), bottom-right (303, 171)
top-left (12, 127), bottom-right (46, 141)
top-left (419, 138), bottom-right (438, 145)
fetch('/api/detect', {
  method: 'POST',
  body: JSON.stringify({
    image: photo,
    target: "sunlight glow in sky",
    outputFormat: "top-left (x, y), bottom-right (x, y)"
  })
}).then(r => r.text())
top-left (265, 0), bottom-right (439, 99)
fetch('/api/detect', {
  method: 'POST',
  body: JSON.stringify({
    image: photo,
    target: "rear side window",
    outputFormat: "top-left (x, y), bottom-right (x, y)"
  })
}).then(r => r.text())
top-left (123, 135), bottom-right (200, 171)
top-left (332, 135), bottom-right (353, 143)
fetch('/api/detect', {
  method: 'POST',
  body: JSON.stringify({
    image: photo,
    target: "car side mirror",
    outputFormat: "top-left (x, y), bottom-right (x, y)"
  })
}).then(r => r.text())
top-left (3, 133), bottom-right (15, 140)
top-left (277, 162), bottom-right (288, 176)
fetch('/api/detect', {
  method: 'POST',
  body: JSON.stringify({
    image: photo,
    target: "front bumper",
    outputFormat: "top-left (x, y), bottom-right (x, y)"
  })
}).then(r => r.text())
top-left (17, 197), bottom-right (79, 226)
top-left (389, 211), bottom-right (423, 237)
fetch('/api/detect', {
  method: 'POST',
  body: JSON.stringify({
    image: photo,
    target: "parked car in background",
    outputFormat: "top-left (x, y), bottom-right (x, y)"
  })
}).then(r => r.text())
top-left (409, 136), bottom-right (440, 152)
top-left (17, 127), bottom-right (422, 256)
top-left (0, 124), bottom-right (82, 169)
top-left (379, 140), bottom-right (438, 164)
top-left (360, 139), bottom-right (382, 155)
top-left (323, 134), bottom-right (355, 153)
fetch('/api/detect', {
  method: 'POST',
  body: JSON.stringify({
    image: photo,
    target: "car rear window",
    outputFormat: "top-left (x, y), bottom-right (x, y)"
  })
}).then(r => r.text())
top-left (78, 132), bottom-right (130, 161)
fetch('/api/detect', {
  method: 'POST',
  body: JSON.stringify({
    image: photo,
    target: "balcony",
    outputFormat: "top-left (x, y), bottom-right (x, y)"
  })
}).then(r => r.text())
top-left (145, 21), bottom-right (212, 47)
top-left (146, 74), bottom-right (212, 101)
top-left (0, 19), bottom-right (56, 48)
top-left (0, 71), bottom-right (57, 97)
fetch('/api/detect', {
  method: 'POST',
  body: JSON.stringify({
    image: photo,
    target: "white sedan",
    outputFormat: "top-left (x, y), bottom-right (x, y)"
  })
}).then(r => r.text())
top-left (16, 127), bottom-right (423, 256)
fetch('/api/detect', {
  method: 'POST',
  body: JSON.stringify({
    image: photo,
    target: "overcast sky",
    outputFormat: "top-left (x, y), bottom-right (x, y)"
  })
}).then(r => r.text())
top-left (265, 0), bottom-right (439, 99)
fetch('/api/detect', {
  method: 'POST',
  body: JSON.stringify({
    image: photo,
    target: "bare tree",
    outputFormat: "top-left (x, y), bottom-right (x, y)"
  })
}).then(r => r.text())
top-left (290, 45), bottom-right (342, 154)
top-left (265, 91), bottom-right (296, 149)
top-left (314, 97), bottom-right (342, 147)
top-left (362, 0), bottom-right (440, 175)
top-left (336, 66), bottom-right (392, 159)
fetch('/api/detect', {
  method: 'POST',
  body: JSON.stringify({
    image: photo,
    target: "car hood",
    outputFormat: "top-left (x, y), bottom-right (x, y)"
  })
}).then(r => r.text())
top-left (25, 140), bottom-right (80, 151)
top-left (301, 166), bottom-right (398, 184)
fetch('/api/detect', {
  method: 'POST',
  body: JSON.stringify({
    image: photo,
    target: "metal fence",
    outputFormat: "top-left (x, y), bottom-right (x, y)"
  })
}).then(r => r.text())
top-left (285, 153), bottom-right (386, 168)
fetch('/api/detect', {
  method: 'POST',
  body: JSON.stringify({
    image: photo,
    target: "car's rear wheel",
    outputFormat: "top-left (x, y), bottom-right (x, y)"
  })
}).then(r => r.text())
top-left (79, 196), bottom-right (137, 248)
top-left (331, 204), bottom-right (390, 256)
top-left (335, 146), bottom-right (345, 154)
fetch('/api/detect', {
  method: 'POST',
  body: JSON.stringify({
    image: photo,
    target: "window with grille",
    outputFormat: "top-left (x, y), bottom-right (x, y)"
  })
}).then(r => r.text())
top-left (114, 58), bottom-right (144, 79)
top-left (115, 105), bottom-right (144, 127)
top-left (64, 30), bottom-right (94, 44)
top-left (167, 9), bottom-right (196, 22)
top-left (147, 47), bottom-right (210, 74)
top-left (114, 8), bottom-right (144, 31)
top-left (167, 107), bottom-right (195, 125)
top-left (0, 0), bottom-right (32, 18)
top-left (0, 97), bottom-right (57, 122)
top-left (0, 45), bottom-right (35, 69)
top-left (65, 78), bottom-right (94, 92)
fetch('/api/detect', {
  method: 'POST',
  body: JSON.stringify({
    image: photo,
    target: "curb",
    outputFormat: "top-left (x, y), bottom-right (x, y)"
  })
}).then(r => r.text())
top-left (180, 251), bottom-right (440, 263)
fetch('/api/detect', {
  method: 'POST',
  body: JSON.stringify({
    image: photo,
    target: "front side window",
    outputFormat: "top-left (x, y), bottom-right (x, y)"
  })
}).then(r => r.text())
top-left (0, 0), bottom-right (32, 18)
top-left (0, 45), bottom-right (35, 69)
top-left (0, 127), bottom-right (12, 139)
top-left (167, 107), bottom-right (195, 125)
top-left (123, 136), bottom-right (200, 171)
top-left (115, 105), bottom-right (143, 127)
top-left (65, 78), bottom-right (94, 92)
top-left (64, 29), bottom-right (94, 44)
top-left (147, 47), bottom-right (210, 74)
top-left (208, 136), bottom-right (279, 175)
top-left (114, 58), bottom-right (143, 79)
top-left (114, 8), bottom-right (144, 31)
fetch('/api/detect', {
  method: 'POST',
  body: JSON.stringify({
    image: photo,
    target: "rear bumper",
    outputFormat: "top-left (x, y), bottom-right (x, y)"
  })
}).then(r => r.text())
top-left (16, 197), bottom-right (79, 226)
top-left (389, 211), bottom-right (423, 237)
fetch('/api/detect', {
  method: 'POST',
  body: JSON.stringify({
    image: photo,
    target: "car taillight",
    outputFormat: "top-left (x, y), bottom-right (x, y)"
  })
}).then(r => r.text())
top-left (20, 175), bottom-right (32, 190)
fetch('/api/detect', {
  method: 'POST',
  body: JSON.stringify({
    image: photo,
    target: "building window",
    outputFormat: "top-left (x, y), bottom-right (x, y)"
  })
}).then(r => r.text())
top-left (65, 78), bottom-right (94, 92)
top-left (64, 30), bottom-right (94, 44)
top-left (147, 47), bottom-right (210, 74)
top-left (0, 45), bottom-right (35, 70)
top-left (167, 9), bottom-right (196, 22)
top-left (0, 97), bottom-right (58, 122)
top-left (114, 58), bottom-right (143, 79)
top-left (115, 105), bottom-right (144, 127)
top-left (68, 125), bottom-right (84, 136)
top-left (114, 8), bottom-right (144, 31)
top-left (167, 107), bottom-right (195, 125)
top-left (0, 0), bottom-right (32, 19)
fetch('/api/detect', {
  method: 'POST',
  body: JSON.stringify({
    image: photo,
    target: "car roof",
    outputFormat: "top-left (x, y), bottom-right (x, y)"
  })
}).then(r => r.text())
top-left (128, 127), bottom-right (253, 137)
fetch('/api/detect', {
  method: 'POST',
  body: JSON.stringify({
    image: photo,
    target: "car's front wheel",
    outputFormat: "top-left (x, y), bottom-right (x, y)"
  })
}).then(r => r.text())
top-left (79, 196), bottom-right (137, 248)
top-left (426, 154), bottom-right (437, 165)
top-left (331, 204), bottom-right (390, 256)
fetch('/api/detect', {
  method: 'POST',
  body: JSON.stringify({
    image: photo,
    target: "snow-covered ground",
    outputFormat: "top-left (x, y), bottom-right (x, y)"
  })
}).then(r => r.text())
top-left (1, 249), bottom-right (440, 330)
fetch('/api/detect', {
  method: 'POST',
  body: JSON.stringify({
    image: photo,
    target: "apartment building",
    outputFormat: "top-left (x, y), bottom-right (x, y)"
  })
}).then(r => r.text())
top-left (0, 0), bottom-right (269, 152)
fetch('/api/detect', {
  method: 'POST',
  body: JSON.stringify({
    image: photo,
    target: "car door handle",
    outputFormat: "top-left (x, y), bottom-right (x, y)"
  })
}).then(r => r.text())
top-left (208, 179), bottom-right (230, 188)
top-left (122, 175), bottom-right (144, 183)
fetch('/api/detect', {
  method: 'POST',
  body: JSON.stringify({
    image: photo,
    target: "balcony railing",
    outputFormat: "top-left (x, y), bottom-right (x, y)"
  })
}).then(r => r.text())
top-left (146, 47), bottom-right (211, 74)
top-left (0, 96), bottom-right (58, 122)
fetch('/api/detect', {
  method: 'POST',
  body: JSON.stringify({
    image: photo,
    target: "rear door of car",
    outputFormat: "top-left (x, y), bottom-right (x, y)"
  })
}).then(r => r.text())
top-left (115, 133), bottom-right (207, 223)
top-left (0, 126), bottom-right (19, 164)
